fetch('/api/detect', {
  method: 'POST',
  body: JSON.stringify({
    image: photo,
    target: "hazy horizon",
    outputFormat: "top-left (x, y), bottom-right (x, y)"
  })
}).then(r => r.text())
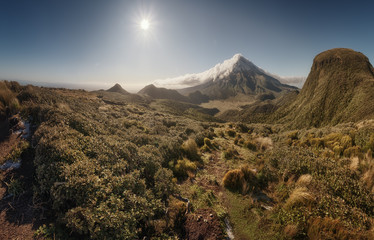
top-left (1, 0), bottom-right (374, 91)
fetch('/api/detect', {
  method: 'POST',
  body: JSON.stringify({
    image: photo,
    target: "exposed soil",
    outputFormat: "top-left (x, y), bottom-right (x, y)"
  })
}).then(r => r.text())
top-left (184, 208), bottom-right (225, 240)
top-left (0, 123), bottom-right (46, 239)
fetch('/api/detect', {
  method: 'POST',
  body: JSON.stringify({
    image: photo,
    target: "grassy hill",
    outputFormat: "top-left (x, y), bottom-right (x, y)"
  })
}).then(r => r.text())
top-left (1, 47), bottom-right (374, 240)
top-left (106, 83), bottom-right (130, 95)
top-left (275, 48), bottom-right (374, 128)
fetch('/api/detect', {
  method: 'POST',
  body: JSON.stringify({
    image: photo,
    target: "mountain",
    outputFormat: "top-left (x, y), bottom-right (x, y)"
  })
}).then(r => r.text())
top-left (173, 54), bottom-right (297, 100)
top-left (138, 84), bottom-right (191, 102)
top-left (106, 83), bottom-right (129, 95)
top-left (276, 48), bottom-right (374, 127)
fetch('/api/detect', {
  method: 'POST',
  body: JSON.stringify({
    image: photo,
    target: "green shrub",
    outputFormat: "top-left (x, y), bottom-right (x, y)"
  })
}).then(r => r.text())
top-left (173, 158), bottom-right (197, 180)
top-left (6, 177), bottom-right (25, 196)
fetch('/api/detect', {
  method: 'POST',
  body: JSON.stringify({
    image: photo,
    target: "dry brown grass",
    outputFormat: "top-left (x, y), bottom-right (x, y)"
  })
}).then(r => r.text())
top-left (349, 157), bottom-right (360, 171)
top-left (284, 224), bottom-right (298, 238)
top-left (362, 158), bottom-right (374, 193)
top-left (222, 165), bottom-right (258, 194)
top-left (284, 187), bottom-right (315, 209)
top-left (255, 137), bottom-right (273, 151)
top-left (307, 217), bottom-right (368, 240)
top-left (244, 140), bottom-right (257, 151)
top-left (343, 146), bottom-right (362, 158)
top-left (296, 174), bottom-right (313, 187)
top-left (182, 138), bottom-right (200, 161)
top-left (0, 82), bottom-right (19, 118)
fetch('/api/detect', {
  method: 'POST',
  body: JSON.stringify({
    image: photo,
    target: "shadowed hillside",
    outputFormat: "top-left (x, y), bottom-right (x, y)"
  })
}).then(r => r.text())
top-left (138, 84), bottom-right (191, 102)
top-left (275, 48), bottom-right (374, 128)
top-left (106, 83), bottom-right (130, 95)
top-left (178, 54), bottom-right (297, 100)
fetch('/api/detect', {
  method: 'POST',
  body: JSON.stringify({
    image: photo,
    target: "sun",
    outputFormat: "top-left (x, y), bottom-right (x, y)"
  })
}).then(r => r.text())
top-left (140, 19), bottom-right (150, 30)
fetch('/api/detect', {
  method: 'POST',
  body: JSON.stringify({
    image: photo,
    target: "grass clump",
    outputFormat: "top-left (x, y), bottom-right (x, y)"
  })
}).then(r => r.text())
top-left (284, 187), bottom-right (315, 209)
top-left (0, 81), bottom-right (20, 120)
top-left (307, 217), bottom-right (369, 240)
top-left (226, 129), bottom-right (236, 137)
top-left (6, 177), bottom-right (25, 196)
top-left (244, 140), bottom-right (257, 151)
top-left (222, 165), bottom-right (258, 194)
top-left (222, 146), bottom-right (238, 160)
top-left (286, 130), bottom-right (298, 145)
top-left (201, 137), bottom-right (217, 152)
top-left (181, 138), bottom-right (200, 161)
top-left (173, 158), bottom-right (197, 180)
top-left (296, 174), bottom-right (313, 187)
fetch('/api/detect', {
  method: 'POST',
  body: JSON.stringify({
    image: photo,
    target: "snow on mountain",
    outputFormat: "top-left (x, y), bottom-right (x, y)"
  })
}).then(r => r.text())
top-left (154, 54), bottom-right (305, 89)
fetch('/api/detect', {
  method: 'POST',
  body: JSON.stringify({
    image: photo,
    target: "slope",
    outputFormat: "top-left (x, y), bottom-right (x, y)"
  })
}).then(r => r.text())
top-left (177, 54), bottom-right (297, 100)
top-left (276, 48), bottom-right (374, 128)
top-left (106, 83), bottom-right (130, 95)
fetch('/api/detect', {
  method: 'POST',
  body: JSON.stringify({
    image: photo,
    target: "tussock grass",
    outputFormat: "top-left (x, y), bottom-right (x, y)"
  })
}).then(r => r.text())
top-left (255, 137), bottom-right (273, 151)
top-left (0, 81), bottom-right (20, 119)
top-left (307, 217), bottom-right (368, 240)
top-left (181, 138), bottom-right (200, 161)
top-left (226, 129), bottom-right (236, 137)
top-left (244, 140), bottom-right (257, 151)
top-left (284, 224), bottom-right (298, 238)
top-left (222, 165), bottom-right (258, 194)
top-left (284, 187), bottom-right (315, 209)
top-left (174, 158), bottom-right (197, 180)
top-left (296, 174), bottom-right (313, 187)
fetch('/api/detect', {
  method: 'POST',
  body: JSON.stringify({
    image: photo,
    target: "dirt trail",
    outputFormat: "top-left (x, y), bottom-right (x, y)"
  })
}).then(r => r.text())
top-left (0, 122), bottom-right (45, 239)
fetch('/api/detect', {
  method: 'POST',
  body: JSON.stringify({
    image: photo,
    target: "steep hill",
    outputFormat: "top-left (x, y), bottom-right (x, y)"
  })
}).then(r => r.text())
top-left (106, 83), bottom-right (129, 95)
top-left (177, 54), bottom-right (297, 100)
top-left (276, 48), bottom-right (374, 127)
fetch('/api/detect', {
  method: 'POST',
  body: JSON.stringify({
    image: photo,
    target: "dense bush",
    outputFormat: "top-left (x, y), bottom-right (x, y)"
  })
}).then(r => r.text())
top-left (27, 90), bottom-right (195, 239)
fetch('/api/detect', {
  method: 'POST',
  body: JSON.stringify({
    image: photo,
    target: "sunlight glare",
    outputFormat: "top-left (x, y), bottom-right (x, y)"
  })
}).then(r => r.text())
top-left (141, 19), bottom-right (150, 30)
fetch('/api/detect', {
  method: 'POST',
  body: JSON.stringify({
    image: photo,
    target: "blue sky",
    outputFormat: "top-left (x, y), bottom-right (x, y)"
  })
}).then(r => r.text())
top-left (1, 0), bottom-right (373, 91)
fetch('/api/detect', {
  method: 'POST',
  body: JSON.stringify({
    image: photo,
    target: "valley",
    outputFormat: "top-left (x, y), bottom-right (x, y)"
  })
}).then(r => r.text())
top-left (0, 48), bottom-right (374, 239)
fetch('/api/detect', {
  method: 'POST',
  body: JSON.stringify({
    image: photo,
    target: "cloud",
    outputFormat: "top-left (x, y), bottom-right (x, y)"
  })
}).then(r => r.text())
top-left (274, 76), bottom-right (306, 88)
top-left (153, 54), bottom-right (246, 89)
top-left (153, 53), bottom-right (306, 89)
top-left (256, 68), bottom-right (306, 88)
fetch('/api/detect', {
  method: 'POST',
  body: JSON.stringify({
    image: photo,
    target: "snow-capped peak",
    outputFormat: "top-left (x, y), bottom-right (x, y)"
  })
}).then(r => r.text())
top-left (154, 54), bottom-right (260, 88)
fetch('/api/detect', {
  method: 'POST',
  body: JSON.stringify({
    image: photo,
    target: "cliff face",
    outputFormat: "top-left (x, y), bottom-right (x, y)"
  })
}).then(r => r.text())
top-left (277, 48), bottom-right (374, 127)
